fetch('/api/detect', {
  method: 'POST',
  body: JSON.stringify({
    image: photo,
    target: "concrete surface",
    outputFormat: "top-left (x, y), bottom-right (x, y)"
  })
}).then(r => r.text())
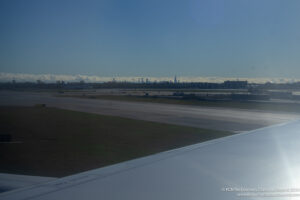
top-left (0, 91), bottom-right (299, 132)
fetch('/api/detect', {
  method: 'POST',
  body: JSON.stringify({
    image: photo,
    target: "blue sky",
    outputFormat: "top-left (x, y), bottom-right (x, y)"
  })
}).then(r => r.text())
top-left (1, 0), bottom-right (300, 78)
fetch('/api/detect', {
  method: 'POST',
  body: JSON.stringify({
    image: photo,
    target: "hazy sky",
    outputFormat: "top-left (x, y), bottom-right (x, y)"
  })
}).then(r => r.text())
top-left (1, 0), bottom-right (300, 78)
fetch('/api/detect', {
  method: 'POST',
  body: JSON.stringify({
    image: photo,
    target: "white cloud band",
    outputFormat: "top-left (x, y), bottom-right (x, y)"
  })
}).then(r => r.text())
top-left (0, 72), bottom-right (299, 84)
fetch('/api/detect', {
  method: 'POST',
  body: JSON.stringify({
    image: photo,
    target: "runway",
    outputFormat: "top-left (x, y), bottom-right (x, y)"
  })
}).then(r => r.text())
top-left (0, 91), bottom-right (299, 132)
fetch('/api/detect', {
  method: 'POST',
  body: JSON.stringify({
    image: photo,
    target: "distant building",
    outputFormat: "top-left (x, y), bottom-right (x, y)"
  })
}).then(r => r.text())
top-left (223, 81), bottom-right (248, 89)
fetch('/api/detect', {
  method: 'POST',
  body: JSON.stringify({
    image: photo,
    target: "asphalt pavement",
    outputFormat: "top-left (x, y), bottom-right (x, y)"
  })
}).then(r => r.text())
top-left (0, 91), bottom-right (299, 132)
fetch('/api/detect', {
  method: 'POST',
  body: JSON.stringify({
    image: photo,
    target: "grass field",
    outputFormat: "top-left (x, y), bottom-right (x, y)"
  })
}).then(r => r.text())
top-left (0, 106), bottom-right (233, 177)
top-left (61, 94), bottom-right (300, 113)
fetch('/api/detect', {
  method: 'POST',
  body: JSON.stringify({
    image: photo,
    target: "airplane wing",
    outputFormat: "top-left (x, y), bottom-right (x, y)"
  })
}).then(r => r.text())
top-left (1, 120), bottom-right (300, 200)
top-left (0, 174), bottom-right (56, 194)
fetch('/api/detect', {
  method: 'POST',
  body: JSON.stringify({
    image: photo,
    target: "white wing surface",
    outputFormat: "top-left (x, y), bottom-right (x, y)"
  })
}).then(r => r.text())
top-left (2, 120), bottom-right (300, 200)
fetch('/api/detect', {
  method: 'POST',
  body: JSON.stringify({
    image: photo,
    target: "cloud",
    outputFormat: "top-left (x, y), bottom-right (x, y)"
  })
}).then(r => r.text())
top-left (0, 72), bottom-right (299, 84)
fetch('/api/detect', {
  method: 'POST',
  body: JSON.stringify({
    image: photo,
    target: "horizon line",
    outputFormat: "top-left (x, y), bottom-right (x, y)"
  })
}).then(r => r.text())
top-left (1, 72), bottom-right (300, 84)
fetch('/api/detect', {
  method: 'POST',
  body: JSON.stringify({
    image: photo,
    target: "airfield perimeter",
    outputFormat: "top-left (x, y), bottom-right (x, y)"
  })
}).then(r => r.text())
top-left (1, 91), bottom-right (299, 132)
